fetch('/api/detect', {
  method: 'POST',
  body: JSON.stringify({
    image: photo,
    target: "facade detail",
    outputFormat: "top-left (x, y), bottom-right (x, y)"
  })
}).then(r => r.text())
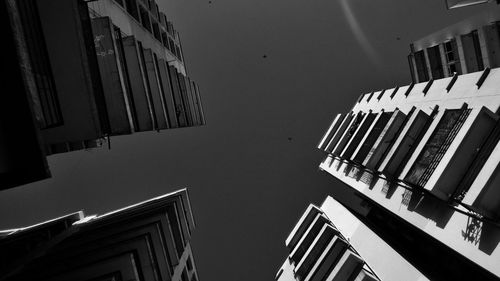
top-left (276, 197), bottom-right (426, 281)
top-left (1, 0), bottom-right (206, 190)
top-left (318, 65), bottom-right (500, 280)
top-left (0, 189), bottom-right (199, 281)
top-left (408, 9), bottom-right (500, 83)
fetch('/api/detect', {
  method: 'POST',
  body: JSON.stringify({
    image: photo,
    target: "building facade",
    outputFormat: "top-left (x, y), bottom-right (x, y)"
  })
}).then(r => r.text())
top-left (318, 61), bottom-right (500, 280)
top-left (1, 0), bottom-right (205, 190)
top-left (408, 8), bottom-right (500, 83)
top-left (317, 11), bottom-right (500, 281)
top-left (0, 188), bottom-right (199, 281)
top-left (276, 196), bottom-right (427, 281)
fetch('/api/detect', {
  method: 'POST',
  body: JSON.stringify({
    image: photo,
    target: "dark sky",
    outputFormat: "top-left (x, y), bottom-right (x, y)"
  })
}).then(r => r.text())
top-left (0, 1), bottom-right (491, 280)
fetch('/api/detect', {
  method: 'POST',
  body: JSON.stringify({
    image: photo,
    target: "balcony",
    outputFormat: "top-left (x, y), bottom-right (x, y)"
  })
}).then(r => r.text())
top-left (302, 237), bottom-right (348, 281)
top-left (351, 111), bottom-right (393, 164)
top-left (378, 109), bottom-right (432, 177)
top-left (293, 224), bottom-right (337, 280)
top-left (324, 113), bottom-right (354, 153)
top-left (332, 113), bottom-right (366, 156)
top-left (289, 214), bottom-right (332, 265)
top-left (318, 114), bottom-right (346, 151)
top-left (363, 110), bottom-right (407, 170)
top-left (340, 113), bottom-right (377, 159)
top-left (285, 205), bottom-right (322, 251)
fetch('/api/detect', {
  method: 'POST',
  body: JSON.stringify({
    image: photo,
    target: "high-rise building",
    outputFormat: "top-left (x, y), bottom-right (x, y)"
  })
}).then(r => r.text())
top-left (1, 0), bottom-right (205, 190)
top-left (276, 196), bottom-right (427, 281)
top-left (0, 188), bottom-right (199, 281)
top-left (317, 13), bottom-right (500, 281)
top-left (408, 9), bottom-right (500, 83)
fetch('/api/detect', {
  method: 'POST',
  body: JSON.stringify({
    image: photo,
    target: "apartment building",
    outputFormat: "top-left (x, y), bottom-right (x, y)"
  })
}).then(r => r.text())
top-left (317, 65), bottom-right (500, 280)
top-left (317, 10), bottom-right (500, 279)
top-left (0, 188), bottom-right (199, 281)
top-left (276, 196), bottom-right (427, 281)
top-left (408, 9), bottom-right (500, 82)
top-left (1, 0), bottom-right (205, 190)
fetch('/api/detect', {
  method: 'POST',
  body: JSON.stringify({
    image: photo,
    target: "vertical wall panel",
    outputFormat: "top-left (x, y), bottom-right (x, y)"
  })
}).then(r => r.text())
top-left (318, 114), bottom-right (345, 151)
top-left (483, 23), bottom-right (500, 68)
top-left (92, 17), bottom-right (133, 135)
top-left (352, 112), bottom-right (392, 164)
top-left (340, 113), bottom-right (377, 159)
top-left (325, 114), bottom-right (354, 153)
top-left (157, 59), bottom-right (178, 128)
top-left (190, 81), bottom-right (203, 125)
top-left (168, 66), bottom-right (187, 127)
top-left (363, 110), bottom-right (407, 170)
top-left (122, 36), bottom-right (154, 131)
top-left (1, 0), bottom-right (52, 189)
top-left (379, 110), bottom-right (431, 177)
top-left (37, 0), bottom-right (109, 144)
top-left (178, 74), bottom-right (194, 126)
top-left (184, 76), bottom-right (199, 126)
top-left (143, 49), bottom-right (168, 130)
top-left (193, 81), bottom-right (206, 125)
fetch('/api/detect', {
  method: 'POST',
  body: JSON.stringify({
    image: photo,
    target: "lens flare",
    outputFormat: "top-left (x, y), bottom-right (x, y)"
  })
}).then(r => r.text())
top-left (339, 0), bottom-right (382, 68)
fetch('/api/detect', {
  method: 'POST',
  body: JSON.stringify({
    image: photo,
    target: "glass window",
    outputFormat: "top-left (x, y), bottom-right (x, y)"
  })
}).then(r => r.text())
top-left (443, 39), bottom-right (462, 75)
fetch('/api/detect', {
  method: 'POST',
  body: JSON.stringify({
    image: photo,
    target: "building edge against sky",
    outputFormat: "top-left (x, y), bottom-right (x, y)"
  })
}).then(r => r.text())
top-left (0, 188), bottom-right (200, 281)
top-left (1, 0), bottom-right (206, 191)
top-left (317, 10), bottom-right (500, 281)
top-left (276, 196), bottom-right (429, 281)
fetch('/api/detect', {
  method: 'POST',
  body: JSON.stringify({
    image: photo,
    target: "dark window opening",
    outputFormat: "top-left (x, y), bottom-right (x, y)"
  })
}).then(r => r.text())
top-left (161, 32), bottom-right (169, 49)
top-left (462, 30), bottom-right (485, 72)
top-left (427, 45), bottom-right (444, 79)
top-left (169, 38), bottom-right (176, 55)
top-left (152, 22), bottom-right (161, 42)
top-left (125, 0), bottom-right (140, 21)
top-left (414, 50), bottom-right (429, 82)
top-left (139, 6), bottom-right (152, 33)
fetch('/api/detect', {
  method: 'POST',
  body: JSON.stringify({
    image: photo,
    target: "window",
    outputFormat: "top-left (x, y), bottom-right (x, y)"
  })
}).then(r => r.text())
top-left (139, 6), bottom-right (152, 33)
top-left (443, 40), bottom-right (462, 75)
top-left (461, 30), bottom-right (484, 72)
top-left (152, 22), bottom-right (161, 41)
top-left (405, 108), bottom-right (471, 188)
top-left (426, 45), bottom-right (444, 79)
top-left (125, 0), bottom-right (140, 21)
top-left (161, 32), bottom-right (169, 49)
top-left (414, 50), bottom-right (429, 82)
top-left (169, 38), bottom-right (176, 55)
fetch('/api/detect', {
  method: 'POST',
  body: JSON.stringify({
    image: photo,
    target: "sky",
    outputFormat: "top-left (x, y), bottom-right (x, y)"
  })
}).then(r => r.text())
top-left (0, 1), bottom-right (492, 280)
